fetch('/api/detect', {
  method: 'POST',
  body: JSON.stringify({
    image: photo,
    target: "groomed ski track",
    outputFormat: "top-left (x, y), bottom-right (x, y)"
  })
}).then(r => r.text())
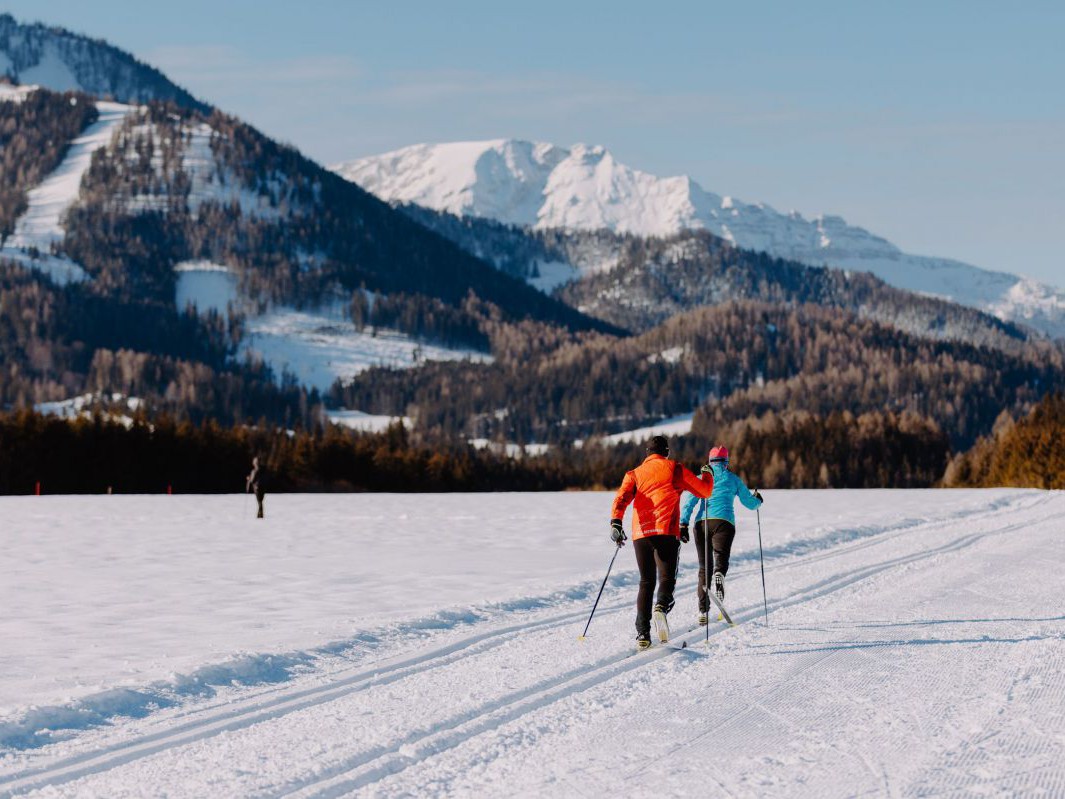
top-left (1, 491), bottom-right (1063, 797)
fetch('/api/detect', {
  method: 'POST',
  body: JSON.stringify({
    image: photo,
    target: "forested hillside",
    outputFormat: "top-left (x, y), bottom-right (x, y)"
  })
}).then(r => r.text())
top-left (0, 262), bottom-right (322, 425)
top-left (0, 89), bottom-right (621, 426)
top-left (0, 14), bottom-right (209, 111)
top-left (62, 101), bottom-right (617, 335)
top-left (331, 301), bottom-right (1064, 450)
top-left (401, 207), bottom-right (1039, 351)
top-left (943, 393), bottom-right (1065, 489)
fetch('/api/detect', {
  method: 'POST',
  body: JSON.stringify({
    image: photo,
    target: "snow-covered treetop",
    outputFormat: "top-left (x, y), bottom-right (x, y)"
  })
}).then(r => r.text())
top-left (0, 13), bottom-right (208, 111)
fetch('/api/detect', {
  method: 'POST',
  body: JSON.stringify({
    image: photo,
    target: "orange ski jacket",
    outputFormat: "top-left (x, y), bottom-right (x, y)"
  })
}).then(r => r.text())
top-left (611, 454), bottom-right (713, 540)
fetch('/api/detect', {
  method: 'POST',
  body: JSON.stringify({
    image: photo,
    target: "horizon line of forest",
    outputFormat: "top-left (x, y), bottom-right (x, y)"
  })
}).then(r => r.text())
top-left (0, 393), bottom-right (1059, 494)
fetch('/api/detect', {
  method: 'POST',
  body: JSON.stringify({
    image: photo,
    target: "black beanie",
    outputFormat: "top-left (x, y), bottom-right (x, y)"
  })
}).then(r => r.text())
top-left (646, 435), bottom-right (669, 456)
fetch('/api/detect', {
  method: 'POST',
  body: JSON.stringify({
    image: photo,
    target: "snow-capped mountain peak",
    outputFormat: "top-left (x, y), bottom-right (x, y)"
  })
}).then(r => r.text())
top-left (334, 139), bottom-right (1065, 338)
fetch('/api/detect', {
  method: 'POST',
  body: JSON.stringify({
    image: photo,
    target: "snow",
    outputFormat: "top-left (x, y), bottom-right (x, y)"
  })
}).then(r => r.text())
top-left (0, 489), bottom-right (1061, 797)
top-left (16, 45), bottom-right (81, 93)
top-left (181, 121), bottom-right (285, 218)
top-left (240, 305), bottom-right (493, 392)
top-left (527, 259), bottom-right (578, 293)
top-left (596, 412), bottom-right (695, 445)
top-left (648, 345), bottom-right (686, 364)
top-left (338, 139), bottom-right (1065, 337)
top-left (173, 261), bottom-right (238, 316)
top-left (326, 409), bottom-right (410, 432)
top-left (0, 82), bottom-right (35, 103)
top-left (169, 265), bottom-right (489, 392)
top-left (33, 393), bottom-right (143, 428)
top-left (468, 438), bottom-right (551, 457)
top-left (0, 101), bottom-right (131, 285)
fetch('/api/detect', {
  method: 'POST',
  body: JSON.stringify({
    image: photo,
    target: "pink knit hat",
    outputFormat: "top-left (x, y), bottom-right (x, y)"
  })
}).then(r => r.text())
top-left (708, 445), bottom-right (729, 462)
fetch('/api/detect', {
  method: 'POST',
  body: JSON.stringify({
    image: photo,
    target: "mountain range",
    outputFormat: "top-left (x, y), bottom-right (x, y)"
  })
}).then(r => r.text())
top-left (336, 139), bottom-right (1065, 339)
top-left (1, 13), bottom-right (1062, 468)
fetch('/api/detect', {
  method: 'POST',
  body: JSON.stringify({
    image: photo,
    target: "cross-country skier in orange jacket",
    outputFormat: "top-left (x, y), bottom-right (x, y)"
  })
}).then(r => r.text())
top-left (610, 435), bottom-right (713, 649)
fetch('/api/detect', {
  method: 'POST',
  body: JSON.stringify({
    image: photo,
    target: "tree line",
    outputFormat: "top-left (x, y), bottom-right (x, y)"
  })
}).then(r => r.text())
top-left (0, 410), bottom-right (586, 494)
top-left (942, 393), bottom-right (1064, 489)
top-left (3, 388), bottom-right (1057, 493)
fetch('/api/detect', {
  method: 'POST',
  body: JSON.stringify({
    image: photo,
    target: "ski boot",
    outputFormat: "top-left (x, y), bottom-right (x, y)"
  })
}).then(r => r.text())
top-left (652, 604), bottom-right (670, 643)
top-left (697, 610), bottom-right (708, 626)
top-left (636, 632), bottom-right (652, 651)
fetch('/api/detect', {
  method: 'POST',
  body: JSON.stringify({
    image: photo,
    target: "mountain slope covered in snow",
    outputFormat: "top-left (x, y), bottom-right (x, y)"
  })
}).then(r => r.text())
top-left (0, 14), bottom-right (208, 111)
top-left (336, 139), bottom-right (1065, 338)
top-left (0, 85), bottom-right (617, 423)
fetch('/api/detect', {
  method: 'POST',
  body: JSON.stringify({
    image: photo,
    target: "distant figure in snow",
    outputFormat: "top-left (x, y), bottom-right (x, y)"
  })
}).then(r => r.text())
top-left (246, 455), bottom-right (267, 519)
top-left (610, 435), bottom-right (714, 650)
top-left (681, 445), bottom-right (762, 625)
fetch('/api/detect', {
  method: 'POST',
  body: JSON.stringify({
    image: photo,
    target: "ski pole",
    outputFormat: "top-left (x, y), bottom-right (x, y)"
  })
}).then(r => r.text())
top-left (703, 498), bottom-right (710, 644)
top-left (578, 543), bottom-right (622, 640)
top-left (756, 506), bottom-right (769, 626)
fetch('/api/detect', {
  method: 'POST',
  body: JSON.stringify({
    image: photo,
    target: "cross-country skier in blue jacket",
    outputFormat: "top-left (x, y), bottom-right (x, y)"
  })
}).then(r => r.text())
top-left (680, 445), bottom-right (763, 625)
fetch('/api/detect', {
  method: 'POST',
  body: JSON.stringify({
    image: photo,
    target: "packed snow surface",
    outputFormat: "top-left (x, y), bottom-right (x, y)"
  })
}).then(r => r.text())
top-left (0, 101), bottom-right (130, 285)
top-left (1, 489), bottom-right (1061, 797)
top-left (336, 139), bottom-right (1065, 337)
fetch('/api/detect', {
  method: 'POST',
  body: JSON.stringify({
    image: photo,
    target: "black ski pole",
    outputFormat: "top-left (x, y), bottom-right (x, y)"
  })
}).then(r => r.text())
top-left (578, 543), bottom-right (622, 640)
top-left (756, 505), bottom-right (769, 626)
top-left (704, 498), bottom-right (710, 645)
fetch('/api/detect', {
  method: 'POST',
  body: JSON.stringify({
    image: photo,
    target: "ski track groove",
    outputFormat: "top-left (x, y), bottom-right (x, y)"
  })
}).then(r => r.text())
top-left (268, 499), bottom-right (1057, 798)
top-left (0, 492), bottom-right (1051, 798)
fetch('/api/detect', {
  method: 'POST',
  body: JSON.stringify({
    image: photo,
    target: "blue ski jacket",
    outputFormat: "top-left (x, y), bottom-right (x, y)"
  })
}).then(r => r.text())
top-left (680, 463), bottom-right (761, 527)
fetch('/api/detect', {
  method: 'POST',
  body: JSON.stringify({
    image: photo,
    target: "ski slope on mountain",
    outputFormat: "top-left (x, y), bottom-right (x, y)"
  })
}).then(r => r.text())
top-left (336, 140), bottom-right (1065, 337)
top-left (0, 489), bottom-right (1061, 797)
top-left (0, 99), bottom-right (130, 284)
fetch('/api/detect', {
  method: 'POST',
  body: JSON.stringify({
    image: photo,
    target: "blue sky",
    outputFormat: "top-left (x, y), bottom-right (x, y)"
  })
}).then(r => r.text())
top-left (13, 1), bottom-right (1065, 285)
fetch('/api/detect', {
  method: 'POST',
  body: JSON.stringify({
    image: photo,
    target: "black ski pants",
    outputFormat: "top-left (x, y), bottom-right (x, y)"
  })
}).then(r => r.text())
top-left (695, 519), bottom-right (735, 613)
top-left (633, 534), bottom-right (680, 636)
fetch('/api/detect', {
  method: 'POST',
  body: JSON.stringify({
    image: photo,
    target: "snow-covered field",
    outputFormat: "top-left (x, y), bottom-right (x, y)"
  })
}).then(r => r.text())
top-left (241, 307), bottom-right (493, 393)
top-left (1, 489), bottom-right (1062, 797)
top-left (172, 264), bottom-right (492, 392)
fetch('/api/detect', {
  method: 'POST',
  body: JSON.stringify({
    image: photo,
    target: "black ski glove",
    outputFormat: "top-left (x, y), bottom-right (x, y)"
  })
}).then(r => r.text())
top-left (610, 519), bottom-right (626, 546)
top-left (679, 524), bottom-right (689, 544)
top-left (752, 489), bottom-right (764, 504)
